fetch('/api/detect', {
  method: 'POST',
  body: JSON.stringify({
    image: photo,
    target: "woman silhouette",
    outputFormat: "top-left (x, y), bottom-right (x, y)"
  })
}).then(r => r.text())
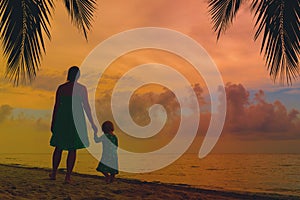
top-left (49, 66), bottom-right (98, 183)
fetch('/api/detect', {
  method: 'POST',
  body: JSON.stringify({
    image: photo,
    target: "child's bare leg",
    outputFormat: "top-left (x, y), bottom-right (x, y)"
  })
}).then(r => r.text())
top-left (50, 147), bottom-right (62, 180)
top-left (65, 150), bottom-right (76, 183)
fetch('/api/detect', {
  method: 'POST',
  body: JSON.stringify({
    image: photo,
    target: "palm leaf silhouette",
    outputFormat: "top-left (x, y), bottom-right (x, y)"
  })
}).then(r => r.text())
top-left (0, 0), bottom-right (96, 85)
top-left (208, 0), bottom-right (299, 84)
top-left (64, 0), bottom-right (96, 40)
top-left (209, 0), bottom-right (245, 39)
top-left (0, 0), bottom-right (54, 85)
top-left (251, 0), bottom-right (299, 83)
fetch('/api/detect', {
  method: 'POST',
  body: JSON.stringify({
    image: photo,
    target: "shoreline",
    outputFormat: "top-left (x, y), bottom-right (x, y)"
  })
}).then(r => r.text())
top-left (1, 163), bottom-right (299, 200)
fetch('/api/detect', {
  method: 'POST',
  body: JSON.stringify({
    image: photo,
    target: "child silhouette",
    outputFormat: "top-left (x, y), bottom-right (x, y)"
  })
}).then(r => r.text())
top-left (94, 121), bottom-right (119, 183)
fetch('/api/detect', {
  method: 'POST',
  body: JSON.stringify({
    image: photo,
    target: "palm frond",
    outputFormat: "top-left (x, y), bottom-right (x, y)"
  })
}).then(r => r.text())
top-left (208, 0), bottom-right (244, 39)
top-left (251, 0), bottom-right (299, 84)
top-left (64, 0), bottom-right (96, 40)
top-left (0, 0), bottom-right (54, 85)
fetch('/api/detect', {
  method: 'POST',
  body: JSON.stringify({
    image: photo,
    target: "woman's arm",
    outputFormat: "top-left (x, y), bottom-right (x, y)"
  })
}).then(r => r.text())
top-left (82, 85), bottom-right (98, 135)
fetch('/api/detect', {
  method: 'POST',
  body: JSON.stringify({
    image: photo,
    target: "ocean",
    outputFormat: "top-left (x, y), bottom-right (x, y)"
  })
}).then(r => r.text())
top-left (1, 153), bottom-right (299, 197)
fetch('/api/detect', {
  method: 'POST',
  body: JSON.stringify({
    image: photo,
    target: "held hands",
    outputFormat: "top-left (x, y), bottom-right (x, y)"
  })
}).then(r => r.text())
top-left (94, 135), bottom-right (99, 143)
top-left (92, 123), bottom-right (98, 142)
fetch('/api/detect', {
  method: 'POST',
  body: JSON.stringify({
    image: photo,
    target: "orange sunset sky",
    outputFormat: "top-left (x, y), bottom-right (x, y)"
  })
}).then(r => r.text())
top-left (0, 0), bottom-right (299, 154)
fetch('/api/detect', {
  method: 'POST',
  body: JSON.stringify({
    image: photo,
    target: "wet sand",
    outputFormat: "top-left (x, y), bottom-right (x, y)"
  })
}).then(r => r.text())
top-left (0, 164), bottom-right (299, 200)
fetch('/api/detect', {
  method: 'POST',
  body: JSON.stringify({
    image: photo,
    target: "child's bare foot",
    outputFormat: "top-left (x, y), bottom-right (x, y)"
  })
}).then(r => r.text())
top-left (49, 172), bottom-right (56, 180)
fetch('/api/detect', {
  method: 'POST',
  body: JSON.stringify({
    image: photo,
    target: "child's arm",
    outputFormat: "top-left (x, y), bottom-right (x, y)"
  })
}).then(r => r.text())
top-left (94, 134), bottom-right (103, 143)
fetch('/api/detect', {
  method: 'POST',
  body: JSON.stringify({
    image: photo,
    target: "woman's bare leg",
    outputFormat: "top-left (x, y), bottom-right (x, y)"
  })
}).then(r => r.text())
top-left (65, 150), bottom-right (76, 183)
top-left (110, 173), bottom-right (116, 183)
top-left (50, 147), bottom-right (63, 180)
top-left (101, 172), bottom-right (110, 183)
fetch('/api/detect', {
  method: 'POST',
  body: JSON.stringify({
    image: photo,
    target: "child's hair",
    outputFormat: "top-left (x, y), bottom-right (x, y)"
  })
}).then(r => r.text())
top-left (102, 121), bottom-right (114, 133)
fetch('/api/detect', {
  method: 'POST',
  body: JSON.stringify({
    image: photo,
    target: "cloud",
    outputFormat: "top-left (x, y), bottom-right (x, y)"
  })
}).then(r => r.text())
top-left (0, 105), bottom-right (51, 131)
top-left (0, 105), bottom-right (13, 123)
top-left (283, 88), bottom-right (300, 95)
top-left (224, 83), bottom-right (300, 140)
top-left (95, 81), bottom-right (300, 142)
top-left (35, 117), bottom-right (50, 131)
top-left (30, 71), bottom-right (65, 92)
top-left (94, 83), bottom-right (208, 152)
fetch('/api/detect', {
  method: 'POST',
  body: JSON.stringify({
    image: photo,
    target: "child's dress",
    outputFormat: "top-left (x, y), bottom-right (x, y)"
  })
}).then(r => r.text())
top-left (96, 133), bottom-right (119, 174)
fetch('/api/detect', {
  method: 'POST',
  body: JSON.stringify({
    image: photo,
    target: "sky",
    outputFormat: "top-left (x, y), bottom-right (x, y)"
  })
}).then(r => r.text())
top-left (0, 0), bottom-right (299, 154)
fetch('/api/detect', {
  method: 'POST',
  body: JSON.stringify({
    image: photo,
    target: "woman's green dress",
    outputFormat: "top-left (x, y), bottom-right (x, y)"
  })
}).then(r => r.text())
top-left (50, 95), bottom-right (89, 150)
top-left (96, 133), bottom-right (119, 174)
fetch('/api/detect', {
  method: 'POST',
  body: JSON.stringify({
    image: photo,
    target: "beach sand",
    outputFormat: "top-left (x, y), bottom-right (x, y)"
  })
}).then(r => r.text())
top-left (0, 164), bottom-right (299, 200)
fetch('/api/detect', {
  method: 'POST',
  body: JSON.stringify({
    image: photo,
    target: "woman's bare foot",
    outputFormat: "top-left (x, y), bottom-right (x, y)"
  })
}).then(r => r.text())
top-left (49, 172), bottom-right (56, 180)
top-left (104, 175), bottom-right (110, 184)
top-left (64, 173), bottom-right (72, 184)
top-left (101, 172), bottom-right (110, 183)
top-left (110, 174), bottom-right (115, 183)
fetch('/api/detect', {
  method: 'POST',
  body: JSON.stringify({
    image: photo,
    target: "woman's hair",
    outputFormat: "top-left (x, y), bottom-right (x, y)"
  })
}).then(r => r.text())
top-left (67, 66), bottom-right (80, 81)
top-left (102, 121), bottom-right (114, 133)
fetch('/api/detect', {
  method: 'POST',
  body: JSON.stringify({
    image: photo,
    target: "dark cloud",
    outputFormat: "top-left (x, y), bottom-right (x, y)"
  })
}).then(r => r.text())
top-left (224, 83), bottom-right (300, 139)
top-left (225, 83), bottom-right (249, 131)
top-left (95, 83), bottom-right (207, 152)
top-left (96, 82), bottom-right (300, 141)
